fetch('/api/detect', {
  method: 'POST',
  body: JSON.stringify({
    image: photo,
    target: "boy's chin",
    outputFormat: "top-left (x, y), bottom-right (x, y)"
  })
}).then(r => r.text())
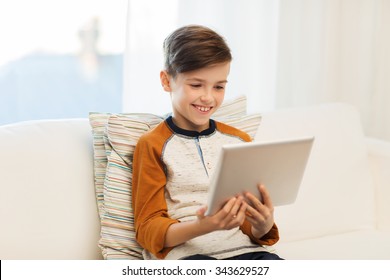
top-left (189, 119), bottom-right (211, 131)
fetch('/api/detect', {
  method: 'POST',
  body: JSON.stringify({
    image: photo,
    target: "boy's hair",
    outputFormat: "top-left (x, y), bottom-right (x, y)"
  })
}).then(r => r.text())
top-left (163, 25), bottom-right (232, 78)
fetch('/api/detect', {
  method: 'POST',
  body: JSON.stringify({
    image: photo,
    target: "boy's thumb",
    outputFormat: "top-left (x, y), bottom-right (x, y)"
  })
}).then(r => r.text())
top-left (196, 205), bottom-right (207, 219)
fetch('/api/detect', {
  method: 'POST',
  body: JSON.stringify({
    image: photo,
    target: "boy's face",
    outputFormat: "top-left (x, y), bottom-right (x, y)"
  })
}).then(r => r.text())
top-left (161, 62), bottom-right (230, 132)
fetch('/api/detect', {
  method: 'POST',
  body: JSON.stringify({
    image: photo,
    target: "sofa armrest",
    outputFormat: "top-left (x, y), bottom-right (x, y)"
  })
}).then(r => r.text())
top-left (366, 137), bottom-right (390, 230)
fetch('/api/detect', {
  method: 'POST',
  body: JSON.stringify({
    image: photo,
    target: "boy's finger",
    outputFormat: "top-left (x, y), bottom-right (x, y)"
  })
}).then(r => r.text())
top-left (258, 184), bottom-right (273, 208)
top-left (218, 197), bottom-right (237, 218)
top-left (229, 195), bottom-right (243, 215)
top-left (244, 202), bottom-right (260, 217)
top-left (196, 205), bottom-right (207, 218)
top-left (244, 190), bottom-right (265, 210)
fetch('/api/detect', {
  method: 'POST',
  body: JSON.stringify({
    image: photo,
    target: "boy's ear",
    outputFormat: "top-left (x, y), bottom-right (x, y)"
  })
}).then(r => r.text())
top-left (160, 70), bottom-right (172, 92)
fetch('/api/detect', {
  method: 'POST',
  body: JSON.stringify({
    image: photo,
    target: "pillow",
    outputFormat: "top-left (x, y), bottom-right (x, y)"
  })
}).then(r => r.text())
top-left (212, 95), bottom-right (247, 118)
top-left (89, 113), bottom-right (155, 218)
top-left (216, 113), bottom-right (262, 140)
top-left (101, 114), bottom-right (163, 259)
top-left (89, 95), bottom-right (261, 259)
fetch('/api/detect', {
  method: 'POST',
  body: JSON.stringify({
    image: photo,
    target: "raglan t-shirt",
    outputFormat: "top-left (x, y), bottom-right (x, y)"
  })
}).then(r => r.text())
top-left (132, 116), bottom-right (279, 260)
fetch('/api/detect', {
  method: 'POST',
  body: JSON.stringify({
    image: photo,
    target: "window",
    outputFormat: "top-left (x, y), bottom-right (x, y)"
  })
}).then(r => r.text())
top-left (0, 0), bottom-right (127, 125)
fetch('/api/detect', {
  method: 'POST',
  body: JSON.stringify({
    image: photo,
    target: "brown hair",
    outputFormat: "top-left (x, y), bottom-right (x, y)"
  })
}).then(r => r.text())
top-left (163, 25), bottom-right (232, 78)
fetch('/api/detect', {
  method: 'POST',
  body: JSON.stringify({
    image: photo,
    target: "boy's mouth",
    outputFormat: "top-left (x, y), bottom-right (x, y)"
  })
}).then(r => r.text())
top-left (193, 105), bottom-right (212, 113)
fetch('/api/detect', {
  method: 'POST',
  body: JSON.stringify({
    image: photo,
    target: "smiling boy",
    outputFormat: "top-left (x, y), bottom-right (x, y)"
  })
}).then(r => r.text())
top-left (132, 25), bottom-right (281, 260)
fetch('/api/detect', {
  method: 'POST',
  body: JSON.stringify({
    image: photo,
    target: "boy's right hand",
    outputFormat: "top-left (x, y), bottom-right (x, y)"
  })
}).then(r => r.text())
top-left (164, 196), bottom-right (248, 248)
top-left (196, 196), bottom-right (247, 232)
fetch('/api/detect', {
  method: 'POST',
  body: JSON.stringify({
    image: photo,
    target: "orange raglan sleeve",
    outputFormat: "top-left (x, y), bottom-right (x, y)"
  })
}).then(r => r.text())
top-left (240, 222), bottom-right (280, 246)
top-left (132, 124), bottom-right (179, 259)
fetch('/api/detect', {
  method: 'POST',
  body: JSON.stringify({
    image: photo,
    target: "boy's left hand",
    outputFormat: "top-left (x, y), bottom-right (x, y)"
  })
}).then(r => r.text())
top-left (244, 184), bottom-right (275, 239)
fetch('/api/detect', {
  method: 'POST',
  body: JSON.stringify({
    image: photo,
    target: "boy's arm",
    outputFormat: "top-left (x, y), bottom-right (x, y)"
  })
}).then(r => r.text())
top-left (132, 135), bottom-right (179, 259)
top-left (164, 220), bottom-right (209, 247)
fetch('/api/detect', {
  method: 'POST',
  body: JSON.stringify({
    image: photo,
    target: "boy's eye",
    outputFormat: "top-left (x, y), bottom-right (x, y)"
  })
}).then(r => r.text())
top-left (215, 85), bottom-right (225, 90)
top-left (190, 84), bottom-right (202, 88)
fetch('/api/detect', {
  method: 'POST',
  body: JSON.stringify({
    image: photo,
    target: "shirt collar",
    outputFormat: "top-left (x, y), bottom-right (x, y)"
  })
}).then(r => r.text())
top-left (165, 116), bottom-right (216, 137)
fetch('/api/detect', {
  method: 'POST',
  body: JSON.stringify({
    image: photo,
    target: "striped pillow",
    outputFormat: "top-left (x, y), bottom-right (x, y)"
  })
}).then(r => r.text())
top-left (89, 95), bottom-right (261, 259)
top-left (217, 114), bottom-right (262, 140)
top-left (102, 114), bottom-right (163, 259)
top-left (89, 113), bottom-right (154, 219)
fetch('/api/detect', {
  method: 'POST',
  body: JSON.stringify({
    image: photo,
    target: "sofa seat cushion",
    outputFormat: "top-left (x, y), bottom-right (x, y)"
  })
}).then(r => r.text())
top-left (274, 229), bottom-right (390, 259)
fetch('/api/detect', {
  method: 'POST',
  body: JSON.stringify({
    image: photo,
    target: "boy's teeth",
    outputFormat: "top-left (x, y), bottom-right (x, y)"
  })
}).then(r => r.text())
top-left (196, 106), bottom-right (211, 112)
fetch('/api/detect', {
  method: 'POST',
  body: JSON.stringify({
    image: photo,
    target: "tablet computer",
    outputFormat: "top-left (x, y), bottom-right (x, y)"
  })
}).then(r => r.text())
top-left (205, 136), bottom-right (314, 216)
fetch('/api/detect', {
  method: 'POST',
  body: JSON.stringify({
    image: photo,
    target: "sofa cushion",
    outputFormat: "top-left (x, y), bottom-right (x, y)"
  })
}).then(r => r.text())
top-left (255, 103), bottom-right (376, 242)
top-left (274, 229), bottom-right (390, 259)
top-left (89, 95), bottom-right (262, 259)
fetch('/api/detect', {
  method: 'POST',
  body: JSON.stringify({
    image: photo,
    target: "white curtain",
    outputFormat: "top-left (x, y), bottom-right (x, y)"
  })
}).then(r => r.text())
top-left (124, 0), bottom-right (390, 141)
top-left (275, 0), bottom-right (390, 141)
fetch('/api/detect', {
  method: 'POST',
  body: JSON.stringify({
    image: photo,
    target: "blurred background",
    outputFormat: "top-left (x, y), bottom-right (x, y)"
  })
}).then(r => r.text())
top-left (1, 0), bottom-right (389, 141)
top-left (0, 0), bottom-right (127, 124)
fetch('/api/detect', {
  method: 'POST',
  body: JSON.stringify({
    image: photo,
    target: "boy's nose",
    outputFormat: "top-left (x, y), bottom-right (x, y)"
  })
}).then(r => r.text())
top-left (200, 88), bottom-right (213, 103)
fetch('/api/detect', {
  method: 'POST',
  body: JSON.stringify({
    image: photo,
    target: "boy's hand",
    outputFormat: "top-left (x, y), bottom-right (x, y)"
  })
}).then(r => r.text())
top-left (196, 196), bottom-right (247, 232)
top-left (244, 184), bottom-right (275, 239)
top-left (164, 196), bottom-right (246, 248)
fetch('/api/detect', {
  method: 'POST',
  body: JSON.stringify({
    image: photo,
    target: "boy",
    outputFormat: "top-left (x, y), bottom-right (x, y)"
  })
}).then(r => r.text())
top-left (132, 25), bottom-right (281, 260)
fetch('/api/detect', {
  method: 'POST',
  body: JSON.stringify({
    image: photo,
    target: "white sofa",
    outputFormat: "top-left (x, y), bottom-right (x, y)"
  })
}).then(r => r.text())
top-left (1, 103), bottom-right (389, 260)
